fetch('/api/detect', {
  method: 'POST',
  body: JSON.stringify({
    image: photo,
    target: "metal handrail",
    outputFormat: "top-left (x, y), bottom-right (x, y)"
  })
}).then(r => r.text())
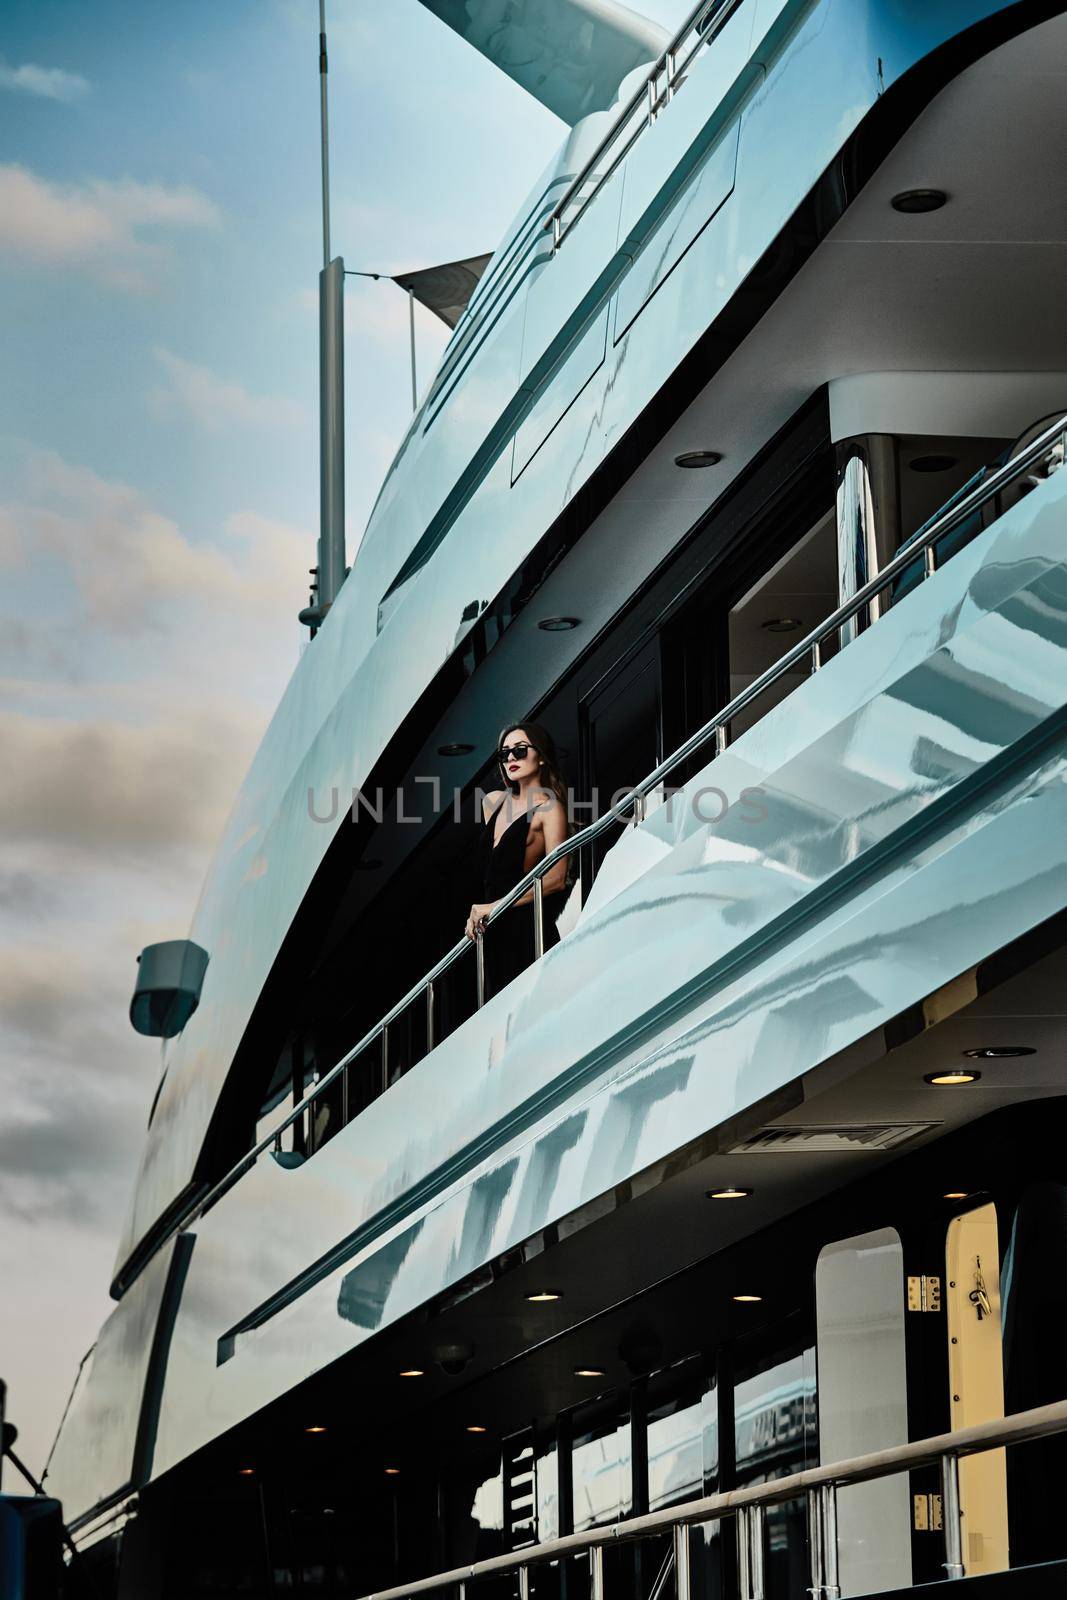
top-left (545, 0), bottom-right (749, 251)
top-left (354, 1396), bottom-right (1067, 1600)
top-left (184, 413), bottom-right (1066, 1229)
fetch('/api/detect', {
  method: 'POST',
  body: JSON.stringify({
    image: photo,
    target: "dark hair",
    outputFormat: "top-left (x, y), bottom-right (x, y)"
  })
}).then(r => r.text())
top-left (496, 720), bottom-right (569, 817)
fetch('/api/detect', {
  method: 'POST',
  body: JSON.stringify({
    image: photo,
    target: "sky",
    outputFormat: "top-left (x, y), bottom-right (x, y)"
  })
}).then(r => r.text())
top-left (0, 0), bottom-right (690, 1481)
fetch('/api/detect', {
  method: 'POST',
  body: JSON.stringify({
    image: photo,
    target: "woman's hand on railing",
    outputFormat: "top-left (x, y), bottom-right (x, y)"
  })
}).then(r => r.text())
top-left (465, 902), bottom-right (496, 940)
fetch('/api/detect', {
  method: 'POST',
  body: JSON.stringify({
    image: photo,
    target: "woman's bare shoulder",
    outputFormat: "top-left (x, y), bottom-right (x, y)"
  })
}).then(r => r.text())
top-left (481, 788), bottom-right (506, 820)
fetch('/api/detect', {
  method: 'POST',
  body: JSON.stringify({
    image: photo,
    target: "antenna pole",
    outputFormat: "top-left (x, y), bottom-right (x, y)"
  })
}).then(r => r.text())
top-left (408, 285), bottom-right (418, 411)
top-left (319, 0), bottom-right (331, 269)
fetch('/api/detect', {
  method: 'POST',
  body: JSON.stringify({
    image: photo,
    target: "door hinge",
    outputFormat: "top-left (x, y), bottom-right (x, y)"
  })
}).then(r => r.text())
top-left (913, 1493), bottom-right (943, 1532)
top-left (907, 1274), bottom-right (942, 1312)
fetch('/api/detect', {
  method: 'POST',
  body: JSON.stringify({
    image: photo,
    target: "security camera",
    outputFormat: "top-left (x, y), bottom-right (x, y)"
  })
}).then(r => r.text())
top-left (433, 1340), bottom-right (474, 1376)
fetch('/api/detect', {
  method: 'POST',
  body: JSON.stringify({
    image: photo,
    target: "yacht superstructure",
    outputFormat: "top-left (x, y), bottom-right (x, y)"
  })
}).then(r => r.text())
top-left (32, 1), bottom-right (1067, 1595)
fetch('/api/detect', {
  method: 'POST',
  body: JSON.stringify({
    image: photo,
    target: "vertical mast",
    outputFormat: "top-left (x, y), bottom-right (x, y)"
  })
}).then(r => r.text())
top-left (302, 0), bottom-right (346, 631)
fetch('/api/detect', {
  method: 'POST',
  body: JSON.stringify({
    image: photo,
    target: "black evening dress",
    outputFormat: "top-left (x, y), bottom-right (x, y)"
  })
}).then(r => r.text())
top-left (479, 799), bottom-right (561, 999)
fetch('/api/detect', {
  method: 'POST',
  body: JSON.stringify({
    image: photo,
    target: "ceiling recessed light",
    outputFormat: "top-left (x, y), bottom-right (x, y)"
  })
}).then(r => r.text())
top-left (574, 1367), bottom-right (606, 1378)
top-left (537, 616), bottom-right (581, 632)
top-left (438, 743), bottom-right (474, 757)
top-left (384, 1467), bottom-right (400, 1476)
top-left (909, 453), bottom-right (958, 474)
top-left (526, 1290), bottom-right (562, 1303)
top-left (964, 1046), bottom-right (1035, 1060)
top-left (944, 1192), bottom-right (971, 1201)
top-left (732, 1293), bottom-right (762, 1304)
top-left (707, 1187), bottom-right (753, 1200)
top-left (891, 188), bottom-right (948, 213)
top-left (466, 1425), bottom-right (488, 1434)
top-left (925, 1069), bottom-right (981, 1086)
top-left (238, 1467), bottom-right (255, 1476)
top-left (674, 450), bottom-right (722, 469)
top-left (398, 1368), bottom-right (425, 1378)
top-left (761, 617), bottom-right (802, 634)
top-left (305, 1425), bottom-right (327, 1434)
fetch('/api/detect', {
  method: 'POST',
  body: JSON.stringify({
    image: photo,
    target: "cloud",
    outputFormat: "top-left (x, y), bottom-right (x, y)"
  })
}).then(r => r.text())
top-left (152, 347), bottom-right (305, 433)
top-left (0, 57), bottom-right (90, 102)
top-left (0, 163), bottom-right (218, 290)
top-left (6, 451), bottom-right (308, 640)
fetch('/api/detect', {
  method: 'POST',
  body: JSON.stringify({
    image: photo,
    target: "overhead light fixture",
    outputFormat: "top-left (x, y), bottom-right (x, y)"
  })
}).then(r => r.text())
top-left (925, 1069), bottom-right (981, 1086)
top-left (707, 1187), bottom-right (753, 1200)
top-left (964, 1046), bottom-right (1035, 1060)
top-left (466, 1425), bottom-right (488, 1434)
top-left (761, 617), bottom-right (802, 634)
top-left (574, 1366), bottom-right (606, 1378)
top-left (733, 1293), bottom-right (762, 1304)
top-left (537, 616), bottom-right (580, 632)
top-left (238, 1467), bottom-right (255, 1476)
top-left (305, 1425), bottom-right (327, 1435)
top-left (438, 743), bottom-right (474, 757)
top-left (944, 1192), bottom-right (971, 1201)
top-left (398, 1367), bottom-right (425, 1378)
top-left (891, 188), bottom-right (948, 213)
top-left (526, 1290), bottom-right (562, 1303)
top-left (384, 1467), bottom-right (400, 1476)
top-left (909, 454), bottom-right (958, 474)
top-left (674, 450), bottom-right (722, 469)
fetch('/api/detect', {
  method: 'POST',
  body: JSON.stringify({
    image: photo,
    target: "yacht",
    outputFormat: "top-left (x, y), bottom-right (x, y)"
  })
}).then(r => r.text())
top-left (29, 0), bottom-right (1067, 1594)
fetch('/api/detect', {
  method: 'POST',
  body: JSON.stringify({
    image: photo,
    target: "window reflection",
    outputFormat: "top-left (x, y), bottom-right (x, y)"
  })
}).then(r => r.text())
top-left (734, 1338), bottom-right (817, 1600)
top-left (646, 1358), bottom-right (717, 1512)
top-left (571, 1398), bottom-right (632, 1533)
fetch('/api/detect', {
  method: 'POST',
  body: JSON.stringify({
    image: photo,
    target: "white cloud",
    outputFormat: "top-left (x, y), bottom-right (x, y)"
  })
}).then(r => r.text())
top-left (152, 346), bottom-right (306, 433)
top-left (0, 163), bottom-right (218, 290)
top-left (0, 57), bottom-right (90, 102)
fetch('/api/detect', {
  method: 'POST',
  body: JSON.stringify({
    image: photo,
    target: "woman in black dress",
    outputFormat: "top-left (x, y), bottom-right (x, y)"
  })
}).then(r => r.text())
top-left (464, 721), bottom-right (570, 998)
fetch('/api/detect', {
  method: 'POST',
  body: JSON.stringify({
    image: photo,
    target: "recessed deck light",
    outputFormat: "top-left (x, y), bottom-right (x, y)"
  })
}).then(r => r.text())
top-left (305, 1425), bottom-right (327, 1434)
top-left (526, 1290), bottom-right (562, 1303)
top-left (732, 1293), bottom-right (762, 1304)
top-left (466, 1425), bottom-right (488, 1434)
top-left (925, 1069), bottom-right (981, 1086)
top-left (238, 1467), bottom-right (255, 1476)
top-left (384, 1467), bottom-right (401, 1476)
top-left (574, 1367), bottom-right (606, 1378)
top-left (674, 450), bottom-right (722, 469)
top-left (910, 454), bottom-right (957, 474)
top-left (538, 616), bottom-right (581, 632)
top-left (891, 188), bottom-right (948, 213)
top-left (438, 743), bottom-right (474, 757)
top-left (707, 1187), bottom-right (753, 1200)
top-left (964, 1046), bottom-right (1035, 1059)
top-left (761, 618), bottom-right (802, 634)
top-left (398, 1368), bottom-right (426, 1378)
top-left (943, 1192), bottom-right (971, 1201)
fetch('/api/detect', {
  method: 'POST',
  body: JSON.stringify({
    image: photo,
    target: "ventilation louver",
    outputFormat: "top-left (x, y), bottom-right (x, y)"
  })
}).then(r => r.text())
top-left (727, 1122), bottom-right (939, 1154)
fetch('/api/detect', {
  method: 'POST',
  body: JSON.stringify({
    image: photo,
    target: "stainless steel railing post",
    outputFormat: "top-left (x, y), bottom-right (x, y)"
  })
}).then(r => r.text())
top-left (736, 1509), bottom-right (751, 1600)
top-left (924, 544), bottom-right (938, 579)
top-left (475, 928), bottom-right (486, 1008)
top-left (425, 979), bottom-right (435, 1054)
top-left (589, 1544), bottom-right (604, 1600)
top-left (806, 1488), bottom-right (824, 1598)
top-left (941, 1453), bottom-right (965, 1579)
top-left (381, 1026), bottom-right (389, 1093)
top-left (518, 1565), bottom-right (530, 1600)
top-left (533, 876), bottom-right (544, 961)
top-left (820, 1484), bottom-right (840, 1600)
top-left (673, 1523), bottom-right (690, 1600)
top-left (749, 1504), bottom-right (766, 1599)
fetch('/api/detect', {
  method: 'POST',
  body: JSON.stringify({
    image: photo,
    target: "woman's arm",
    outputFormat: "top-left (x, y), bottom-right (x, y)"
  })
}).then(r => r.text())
top-left (513, 799), bottom-right (569, 903)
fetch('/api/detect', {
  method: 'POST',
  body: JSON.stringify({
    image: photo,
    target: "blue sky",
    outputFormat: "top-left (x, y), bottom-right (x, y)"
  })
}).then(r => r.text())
top-left (0, 0), bottom-right (689, 1477)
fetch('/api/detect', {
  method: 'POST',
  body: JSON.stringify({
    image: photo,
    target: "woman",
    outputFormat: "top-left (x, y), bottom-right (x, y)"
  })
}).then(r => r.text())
top-left (464, 721), bottom-right (570, 998)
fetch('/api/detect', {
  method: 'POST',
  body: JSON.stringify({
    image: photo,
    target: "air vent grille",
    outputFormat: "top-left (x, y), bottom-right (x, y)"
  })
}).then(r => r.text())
top-left (727, 1122), bottom-right (939, 1154)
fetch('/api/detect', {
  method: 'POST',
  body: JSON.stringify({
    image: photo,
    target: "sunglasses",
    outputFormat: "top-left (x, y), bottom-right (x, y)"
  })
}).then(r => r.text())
top-left (498, 741), bottom-right (534, 763)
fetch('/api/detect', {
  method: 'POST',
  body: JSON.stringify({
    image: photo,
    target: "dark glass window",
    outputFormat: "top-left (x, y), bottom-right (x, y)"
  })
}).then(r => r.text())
top-left (734, 1339), bottom-right (817, 1600)
top-left (646, 1358), bottom-right (717, 1512)
top-left (571, 1396), bottom-right (632, 1534)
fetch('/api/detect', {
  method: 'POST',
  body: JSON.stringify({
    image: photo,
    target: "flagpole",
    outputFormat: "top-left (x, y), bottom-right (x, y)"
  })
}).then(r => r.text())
top-left (319, 0), bottom-right (331, 270)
